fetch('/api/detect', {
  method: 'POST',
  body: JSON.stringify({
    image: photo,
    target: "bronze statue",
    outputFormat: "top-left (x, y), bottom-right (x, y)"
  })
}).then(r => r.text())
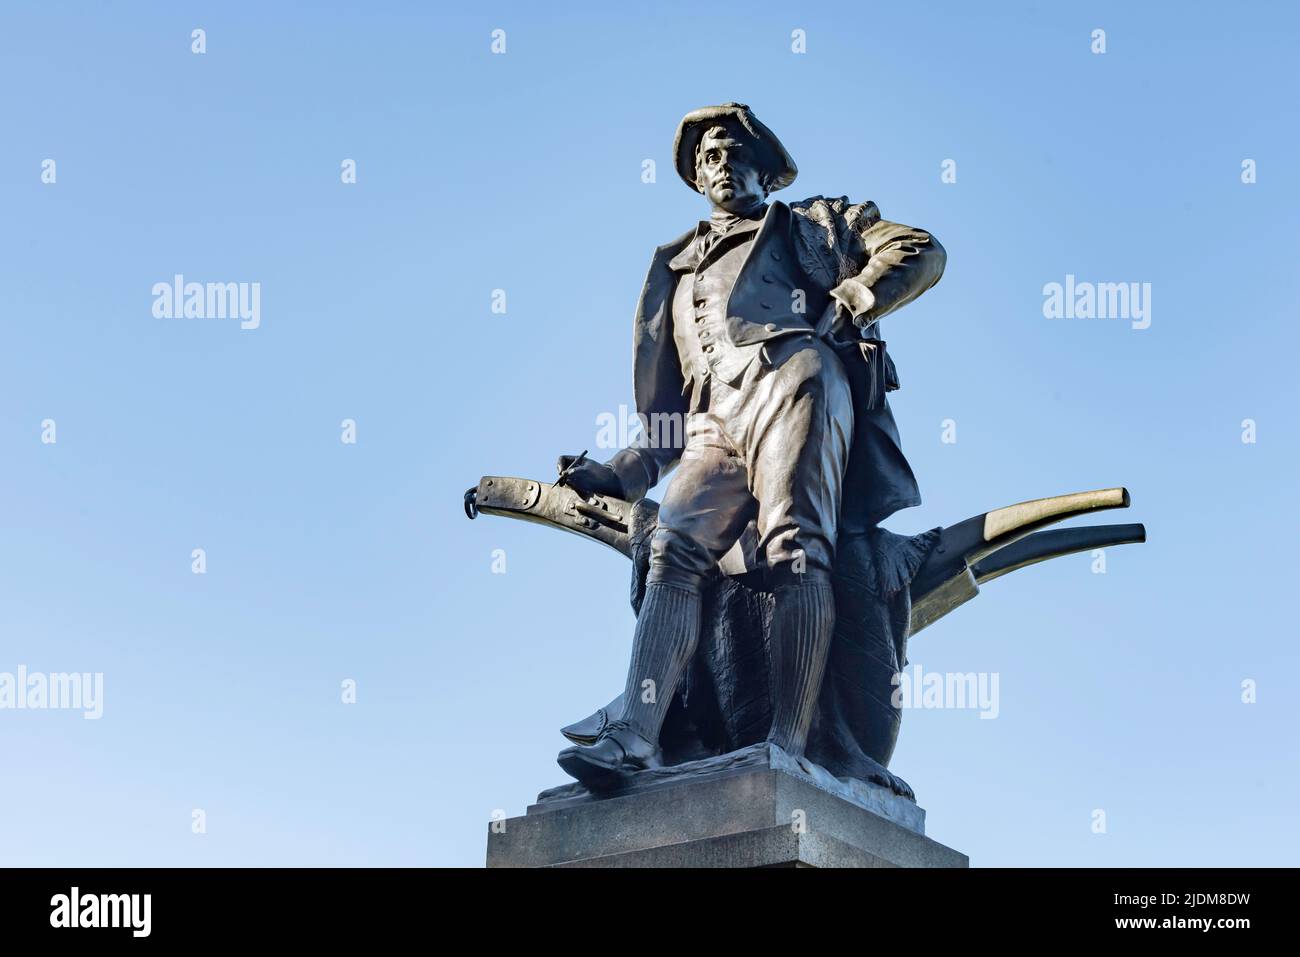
top-left (466, 104), bottom-right (1144, 803)
top-left (550, 102), bottom-right (944, 785)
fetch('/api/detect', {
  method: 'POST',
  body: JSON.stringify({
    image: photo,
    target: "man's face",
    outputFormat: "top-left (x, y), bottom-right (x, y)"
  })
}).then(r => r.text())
top-left (695, 125), bottom-right (767, 213)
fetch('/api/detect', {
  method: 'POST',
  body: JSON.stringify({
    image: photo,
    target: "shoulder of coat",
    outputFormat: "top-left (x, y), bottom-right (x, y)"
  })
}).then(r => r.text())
top-left (654, 225), bottom-right (699, 257)
top-left (789, 195), bottom-right (879, 220)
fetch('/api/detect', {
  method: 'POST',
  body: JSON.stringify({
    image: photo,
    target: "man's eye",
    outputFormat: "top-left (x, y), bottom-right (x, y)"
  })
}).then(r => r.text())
top-left (707, 151), bottom-right (720, 163)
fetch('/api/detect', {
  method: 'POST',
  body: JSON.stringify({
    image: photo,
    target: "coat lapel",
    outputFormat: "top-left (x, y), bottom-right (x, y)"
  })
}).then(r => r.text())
top-left (724, 201), bottom-right (787, 311)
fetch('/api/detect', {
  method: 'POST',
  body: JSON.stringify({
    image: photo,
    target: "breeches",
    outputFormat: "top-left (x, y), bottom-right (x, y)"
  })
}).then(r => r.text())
top-left (650, 336), bottom-right (854, 587)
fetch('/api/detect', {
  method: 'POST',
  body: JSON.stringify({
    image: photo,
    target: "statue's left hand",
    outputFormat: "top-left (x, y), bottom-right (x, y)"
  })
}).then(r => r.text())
top-left (817, 300), bottom-right (853, 339)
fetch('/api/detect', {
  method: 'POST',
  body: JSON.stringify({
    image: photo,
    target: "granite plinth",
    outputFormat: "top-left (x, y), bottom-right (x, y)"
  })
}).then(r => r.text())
top-left (487, 744), bottom-right (967, 868)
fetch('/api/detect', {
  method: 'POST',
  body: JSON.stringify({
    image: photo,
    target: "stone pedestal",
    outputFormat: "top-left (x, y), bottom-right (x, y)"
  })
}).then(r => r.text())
top-left (487, 744), bottom-right (967, 868)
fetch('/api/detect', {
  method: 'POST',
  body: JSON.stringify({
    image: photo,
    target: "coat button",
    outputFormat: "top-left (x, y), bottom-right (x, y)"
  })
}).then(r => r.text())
top-left (695, 314), bottom-right (705, 323)
top-left (762, 273), bottom-right (774, 283)
top-left (760, 302), bottom-right (772, 310)
top-left (771, 251), bottom-right (782, 261)
top-left (764, 323), bottom-right (778, 332)
top-left (703, 344), bottom-right (714, 354)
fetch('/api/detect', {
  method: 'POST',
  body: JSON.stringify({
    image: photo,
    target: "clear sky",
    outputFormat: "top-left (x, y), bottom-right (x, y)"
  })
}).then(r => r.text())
top-left (1, 1), bottom-right (1296, 867)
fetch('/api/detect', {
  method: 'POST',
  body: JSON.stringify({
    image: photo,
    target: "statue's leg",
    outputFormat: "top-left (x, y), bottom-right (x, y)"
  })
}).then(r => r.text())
top-left (742, 339), bottom-right (853, 757)
top-left (557, 426), bottom-right (754, 785)
top-left (765, 572), bottom-right (836, 756)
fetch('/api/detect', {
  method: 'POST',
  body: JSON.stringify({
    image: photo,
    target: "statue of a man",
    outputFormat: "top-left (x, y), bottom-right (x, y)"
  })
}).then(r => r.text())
top-left (556, 103), bottom-right (945, 785)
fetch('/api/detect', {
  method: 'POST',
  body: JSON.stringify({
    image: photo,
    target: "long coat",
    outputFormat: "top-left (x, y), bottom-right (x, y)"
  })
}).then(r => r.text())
top-left (608, 196), bottom-right (945, 532)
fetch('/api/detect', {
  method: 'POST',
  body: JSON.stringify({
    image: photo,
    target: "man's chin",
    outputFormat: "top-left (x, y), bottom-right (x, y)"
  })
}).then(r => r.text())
top-left (715, 197), bottom-right (762, 215)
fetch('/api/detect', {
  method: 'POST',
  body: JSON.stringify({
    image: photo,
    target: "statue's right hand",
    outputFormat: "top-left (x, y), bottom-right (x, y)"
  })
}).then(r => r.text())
top-left (556, 454), bottom-right (625, 499)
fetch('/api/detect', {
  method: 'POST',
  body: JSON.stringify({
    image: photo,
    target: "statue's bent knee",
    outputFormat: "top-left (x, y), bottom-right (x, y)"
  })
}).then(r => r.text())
top-left (647, 526), bottom-right (714, 590)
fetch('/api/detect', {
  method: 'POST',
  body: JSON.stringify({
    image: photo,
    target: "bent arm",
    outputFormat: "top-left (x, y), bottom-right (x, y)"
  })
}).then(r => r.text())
top-left (830, 218), bottom-right (946, 327)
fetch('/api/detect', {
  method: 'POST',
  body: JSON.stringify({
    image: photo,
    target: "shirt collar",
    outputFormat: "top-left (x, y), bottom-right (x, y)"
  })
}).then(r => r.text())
top-left (668, 204), bottom-right (768, 272)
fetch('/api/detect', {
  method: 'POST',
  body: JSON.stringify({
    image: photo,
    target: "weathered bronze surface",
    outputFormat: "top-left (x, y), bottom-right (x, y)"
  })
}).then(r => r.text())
top-left (468, 476), bottom-right (1144, 794)
top-left (467, 103), bottom-right (1145, 803)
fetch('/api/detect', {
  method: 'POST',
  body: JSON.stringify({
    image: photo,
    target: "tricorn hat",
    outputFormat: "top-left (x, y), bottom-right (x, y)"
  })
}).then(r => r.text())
top-left (673, 102), bottom-right (798, 193)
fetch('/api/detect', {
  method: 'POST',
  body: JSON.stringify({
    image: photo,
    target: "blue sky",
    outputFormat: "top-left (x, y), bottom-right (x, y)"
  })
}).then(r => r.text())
top-left (1, 1), bottom-right (1296, 866)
